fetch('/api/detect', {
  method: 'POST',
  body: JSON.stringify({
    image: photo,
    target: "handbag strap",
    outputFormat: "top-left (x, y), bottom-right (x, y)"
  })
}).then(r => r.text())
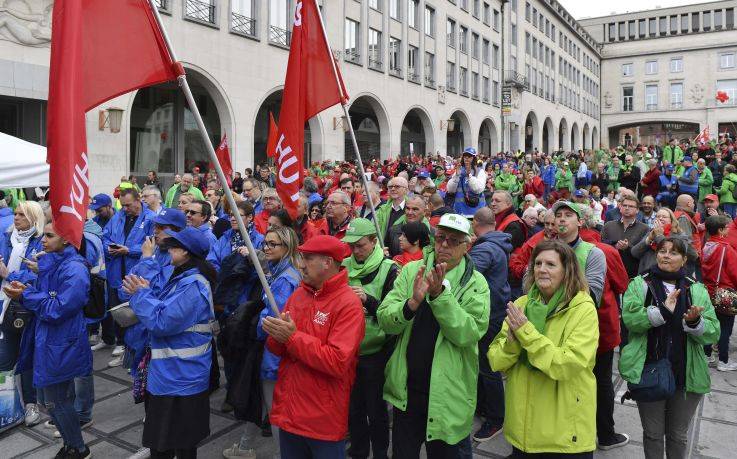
top-left (716, 245), bottom-right (727, 285)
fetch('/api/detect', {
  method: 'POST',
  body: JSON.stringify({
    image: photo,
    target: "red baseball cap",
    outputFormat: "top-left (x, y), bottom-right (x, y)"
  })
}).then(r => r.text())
top-left (298, 235), bottom-right (351, 262)
top-left (705, 194), bottom-right (719, 203)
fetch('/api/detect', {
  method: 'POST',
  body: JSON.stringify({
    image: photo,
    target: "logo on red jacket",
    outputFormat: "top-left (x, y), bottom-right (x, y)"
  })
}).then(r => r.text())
top-left (313, 310), bottom-right (330, 326)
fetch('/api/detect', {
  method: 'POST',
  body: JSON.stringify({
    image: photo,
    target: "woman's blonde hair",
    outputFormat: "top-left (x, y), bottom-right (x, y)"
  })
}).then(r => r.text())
top-left (656, 207), bottom-right (681, 233)
top-left (12, 201), bottom-right (45, 235)
top-left (265, 226), bottom-right (301, 269)
top-left (525, 240), bottom-right (589, 305)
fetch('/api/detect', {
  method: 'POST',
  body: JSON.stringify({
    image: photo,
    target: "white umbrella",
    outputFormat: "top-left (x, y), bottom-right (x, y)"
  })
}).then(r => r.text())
top-left (0, 132), bottom-right (49, 188)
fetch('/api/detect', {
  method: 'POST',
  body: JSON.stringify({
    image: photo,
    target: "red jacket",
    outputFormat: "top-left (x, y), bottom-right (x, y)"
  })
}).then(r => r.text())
top-left (701, 236), bottom-right (737, 297)
top-left (640, 167), bottom-right (661, 198)
top-left (522, 176), bottom-right (544, 199)
top-left (725, 219), bottom-right (737, 252)
top-left (581, 234), bottom-right (628, 354)
top-left (267, 269), bottom-right (365, 441)
top-left (509, 231), bottom-right (546, 281)
top-left (254, 210), bottom-right (271, 235)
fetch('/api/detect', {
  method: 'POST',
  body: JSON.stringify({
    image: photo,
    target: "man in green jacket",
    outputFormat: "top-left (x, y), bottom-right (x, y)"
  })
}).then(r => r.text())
top-left (697, 158), bottom-right (714, 210)
top-left (554, 162), bottom-right (574, 198)
top-left (164, 173), bottom-right (204, 207)
top-left (662, 139), bottom-right (684, 166)
top-left (494, 163), bottom-right (519, 194)
top-left (377, 213), bottom-right (490, 456)
top-left (374, 176), bottom-right (409, 244)
top-left (342, 218), bottom-right (399, 459)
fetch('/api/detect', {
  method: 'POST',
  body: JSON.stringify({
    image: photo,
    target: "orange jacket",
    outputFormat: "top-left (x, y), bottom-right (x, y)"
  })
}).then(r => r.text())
top-left (267, 269), bottom-right (365, 441)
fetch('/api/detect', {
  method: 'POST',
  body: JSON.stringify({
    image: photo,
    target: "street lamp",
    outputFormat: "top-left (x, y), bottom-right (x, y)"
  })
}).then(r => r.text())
top-left (98, 107), bottom-right (124, 133)
top-left (441, 118), bottom-right (456, 132)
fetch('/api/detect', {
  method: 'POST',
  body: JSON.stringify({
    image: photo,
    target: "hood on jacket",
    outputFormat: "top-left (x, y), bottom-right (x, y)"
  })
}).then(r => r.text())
top-left (474, 230), bottom-right (513, 255)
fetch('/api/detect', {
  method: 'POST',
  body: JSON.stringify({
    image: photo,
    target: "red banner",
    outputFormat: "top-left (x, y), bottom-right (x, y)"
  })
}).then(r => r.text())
top-left (213, 135), bottom-right (233, 186)
top-left (47, 0), bottom-right (176, 247)
top-left (271, 0), bottom-right (348, 218)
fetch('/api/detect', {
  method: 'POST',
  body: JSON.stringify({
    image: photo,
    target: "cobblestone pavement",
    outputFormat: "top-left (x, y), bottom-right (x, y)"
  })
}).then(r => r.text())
top-left (2, 337), bottom-right (735, 458)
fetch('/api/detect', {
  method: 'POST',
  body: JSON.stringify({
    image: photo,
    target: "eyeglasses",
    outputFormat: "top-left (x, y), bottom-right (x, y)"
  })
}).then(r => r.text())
top-left (263, 241), bottom-right (284, 249)
top-left (325, 201), bottom-right (346, 207)
top-left (434, 233), bottom-right (467, 248)
top-left (387, 185), bottom-right (406, 190)
top-left (185, 210), bottom-right (202, 216)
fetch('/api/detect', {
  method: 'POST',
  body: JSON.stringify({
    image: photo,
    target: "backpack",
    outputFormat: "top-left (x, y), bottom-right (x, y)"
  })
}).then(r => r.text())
top-left (79, 234), bottom-right (107, 320)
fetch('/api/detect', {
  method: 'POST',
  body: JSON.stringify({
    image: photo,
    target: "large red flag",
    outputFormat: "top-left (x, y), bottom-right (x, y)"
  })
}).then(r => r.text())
top-left (213, 135), bottom-right (233, 186)
top-left (272, 0), bottom-right (348, 218)
top-left (48, 0), bottom-right (177, 247)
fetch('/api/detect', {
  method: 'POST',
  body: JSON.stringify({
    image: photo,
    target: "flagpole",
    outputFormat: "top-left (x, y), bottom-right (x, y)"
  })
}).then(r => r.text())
top-left (146, 0), bottom-right (280, 316)
top-left (313, 1), bottom-right (385, 248)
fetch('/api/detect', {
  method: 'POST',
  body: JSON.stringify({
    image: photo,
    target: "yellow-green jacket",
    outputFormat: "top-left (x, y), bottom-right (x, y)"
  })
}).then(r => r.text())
top-left (488, 291), bottom-right (599, 454)
top-left (377, 252), bottom-right (490, 445)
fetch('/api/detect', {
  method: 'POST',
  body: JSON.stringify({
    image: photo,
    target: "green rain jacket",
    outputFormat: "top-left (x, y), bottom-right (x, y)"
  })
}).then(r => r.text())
top-left (377, 252), bottom-right (490, 445)
top-left (488, 291), bottom-right (599, 454)
top-left (619, 276), bottom-right (720, 394)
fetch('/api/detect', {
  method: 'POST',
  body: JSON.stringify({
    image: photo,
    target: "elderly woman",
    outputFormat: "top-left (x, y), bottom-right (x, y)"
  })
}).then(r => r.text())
top-left (447, 147), bottom-right (487, 217)
top-left (620, 237), bottom-right (719, 459)
top-left (631, 207), bottom-right (698, 275)
top-left (0, 201), bottom-right (45, 426)
top-left (488, 240), bottom-right (598, 458)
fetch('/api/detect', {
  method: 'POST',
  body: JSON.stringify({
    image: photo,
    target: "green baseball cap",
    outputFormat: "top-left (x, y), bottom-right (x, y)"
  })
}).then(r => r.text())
top-left (342, 218), bottom-right (376, 243)
top-left (436, 213), bottom-right (473, 236)
top-left (551, 200), bottom-right (582, 218)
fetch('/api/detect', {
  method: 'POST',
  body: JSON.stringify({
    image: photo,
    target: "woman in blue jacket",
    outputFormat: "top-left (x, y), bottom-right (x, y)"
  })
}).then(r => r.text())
top-left (123, 226), bottom-right (216, 459)
top-left (0, 201), bottom-right (45, 427)
top-left (4, 221), bottom-right (92, 458)
top-left (222, 226), bottom-right (301, 458)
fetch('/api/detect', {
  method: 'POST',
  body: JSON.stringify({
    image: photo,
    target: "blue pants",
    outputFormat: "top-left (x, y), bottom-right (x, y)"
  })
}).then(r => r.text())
top-left (279, 429), bottom-right (346, 459)
top-left (74, 375), bottom-right (95, 423)
top-left (0, 328), bottom-right (36, 404)
top-left (41, 380), bottom-right (85, 450)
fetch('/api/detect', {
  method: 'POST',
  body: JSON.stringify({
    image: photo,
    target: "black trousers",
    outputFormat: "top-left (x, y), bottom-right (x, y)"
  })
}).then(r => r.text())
top-left (348, 351), bottom-right (389, 459)
top-left (392, 390), bottom-right (464, 459)
top-left (593, 350), bottom-right (616, 442)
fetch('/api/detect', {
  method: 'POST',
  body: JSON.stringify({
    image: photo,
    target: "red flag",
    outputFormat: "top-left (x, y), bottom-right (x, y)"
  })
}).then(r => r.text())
top-left (214, 135), bottom-right (233, 186)
top-left (267, 112), bottom-right (279, 159)
top-left (271, 0), bottom-right (348, 218)
top-left (694, 126), bottom-right (710, 146)
top-left (48, 0), bottom-right (176, 247)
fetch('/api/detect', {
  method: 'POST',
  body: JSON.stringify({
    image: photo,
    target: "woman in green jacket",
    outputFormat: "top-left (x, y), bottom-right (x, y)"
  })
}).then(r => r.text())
top-left (716, 164), bottom-right (737, 218)
top-left (488, 240), bottom-right (599, 458)
top-left (619, 237), bottom-right (720, 459)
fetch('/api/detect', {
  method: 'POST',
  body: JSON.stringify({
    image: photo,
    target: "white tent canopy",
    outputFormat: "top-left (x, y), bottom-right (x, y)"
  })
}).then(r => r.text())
top-left (0, 132), bottom-right (49, 188)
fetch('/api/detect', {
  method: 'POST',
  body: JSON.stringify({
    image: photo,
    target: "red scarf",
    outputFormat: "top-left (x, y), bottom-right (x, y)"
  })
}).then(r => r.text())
top-left (393, 249), bottom-right (424, 266)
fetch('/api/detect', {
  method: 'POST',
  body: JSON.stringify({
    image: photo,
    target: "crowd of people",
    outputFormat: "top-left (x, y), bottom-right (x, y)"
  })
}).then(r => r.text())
top-left (0, 135), bottom-right (736, 459)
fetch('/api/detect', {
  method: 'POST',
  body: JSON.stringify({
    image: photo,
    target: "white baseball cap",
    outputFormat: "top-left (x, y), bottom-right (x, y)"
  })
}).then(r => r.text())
top-left (436, 213), bottom-right (472, 236)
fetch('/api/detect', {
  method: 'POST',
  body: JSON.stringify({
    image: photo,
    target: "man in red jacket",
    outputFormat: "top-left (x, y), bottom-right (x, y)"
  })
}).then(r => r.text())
top-left (262, 235), bottom-right (365, 456)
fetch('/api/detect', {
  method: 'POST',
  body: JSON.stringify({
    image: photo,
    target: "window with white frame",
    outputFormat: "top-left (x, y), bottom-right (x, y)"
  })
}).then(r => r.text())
top-left (344, 19), bottom-right (360, 63)
top-left (645, 60), bottom-right (658, 75)
top-left (408, 45), bottom-right (419, 80)
top-left (493, 44), bottom-right (499, 69)
top-left (472, 33), bottom-right (480, 59)
top-left (425, 52), bottom-right (435, 86)
top-left (670, 82), bottom-right (683, 108)
top-left (389, 37), bottom-right (401, 74)
top-left (645, 84), bottom-right (658, 110)
top-left (459, 26), bottom-right (468, 53)
top-left (670, 57), bottom-right (683, 73)
top-left (369, 0), bottom-right (380, 11)
top-left (493, 8), bottom-right (499, 30)
top-left (231, 0), bottom-right (256, 36)
top-left (408, 0), bottom-right (419, 29)
top-left (446, 61), bottom-right (456, 90)
top-left (482, 39), bottom-right (490, 64)
top-left (623, 86), bottom-right (633, 111)
top-left (622, 63), bottom-right (633, 76)
top-left (716, 79), bottom-right (737, 105)
top-left (368, 29), bottom-right (382, 69)
top-left (268, 0), bottom-right (290, 45)
top-left (721, 52), bottom-right (735, 69)
top-left (390, 0), bottom-right (400, 20)
top-left (483, 3), bottom-right (490, 25)
top-left (473, 0), bottom-right (480, 18)
top-left (424, 6), bottom-right (435, 37)
top-left (493, 80), bottom-right (499, 105)
top-left (447, 19), bottom-right (456, 48)
top-left (472, 71), bottom-right (479, 98)
top-left (459, 66), bottom-right (468, 95)
top-left (483, 76), bottom-right (490, 102)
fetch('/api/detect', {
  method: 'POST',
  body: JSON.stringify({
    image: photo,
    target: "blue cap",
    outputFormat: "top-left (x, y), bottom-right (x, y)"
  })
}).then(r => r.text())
top-left (153, 208), bottom-right (186, 230)
top-left (666, 164), bottom-right (675, 171)
top-left (463, 147), bottom-right (478, 157)
top-left (89, 194), bottom-right (112, 210)
top-left (164, 227), bottom-right (210, 259)
top-left (574, 189), bottom-right (586, 198)
top-left (417, 171), bottom-right (430, 179)
top-left (683, 156), bottom-right (693, 163)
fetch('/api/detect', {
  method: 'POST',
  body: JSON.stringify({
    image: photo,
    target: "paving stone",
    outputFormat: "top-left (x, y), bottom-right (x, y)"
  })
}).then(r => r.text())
top-left (89, 440), bottom-right (136, 459)
top-left (113, 421), bottom-right (144, 449)
top-left (86, 393), bottom-right (145, 434)
top-left (594, 443), bottom-right (645, 458)
top-left (701, 390), bottom-right (737, 423)
top-left (612, 404), bottom-right (644, 444)
top-left (693, 419), bottom-right (737, 459)
top-left (93, 375), bottom-right (130, 400)
top-left (0, 431), bottom-right (44, 457)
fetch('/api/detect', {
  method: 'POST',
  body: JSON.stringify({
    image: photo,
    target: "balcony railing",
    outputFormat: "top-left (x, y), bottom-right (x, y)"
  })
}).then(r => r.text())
top-left (670, 102), bottom-right (683, 109)
top-left (460, 88), bottom-right (469, 96)
top-left (231, 12), bottom-right (256, 37)
top-left (646, 103), bottom-right (658, 111)
top-left (368, 56), bottom-right (383, 70)
top-left (155, 0), bottom-right (169, 10)
top-left (269, 26), bottom-right (291, 47)
top-left (447, 82), bottom-right (457, 92)
top-left (408, 70), bottom-right (420, 83)
top-left (483, 95), bottom-right (490, 103)
top-left (344, 50), bottom-right (361, 64)
top-left (185, 0), bottom-right (216, 24)
top-left (505, 70), bottom-right (529, 90)
top-left (425, 75), bottom-right (435, 87)
top-left (389, 67), bottom-right (402, 77)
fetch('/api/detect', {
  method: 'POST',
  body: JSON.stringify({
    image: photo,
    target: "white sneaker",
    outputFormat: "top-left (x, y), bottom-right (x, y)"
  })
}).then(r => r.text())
top-left (707, 354), bottom-right (717, 366)
top-left (44, 419), bottom-right (56, 429)
top-left (222, 444), bottom-right (256, 459)
top-left (111, 345), bottom-right (125, 356)
top-left (108, 355), bottom-right (124, 367)
top-left (128, 448), bottom-right (151, 459)
top-left (91, 341), bottom-right (111, 351)
top-left (24, 403), bottom-right (40, 426)
top-left (54, 419), bottom-right (93, 438)
top-left (717, 361), bottom-right (737, 372)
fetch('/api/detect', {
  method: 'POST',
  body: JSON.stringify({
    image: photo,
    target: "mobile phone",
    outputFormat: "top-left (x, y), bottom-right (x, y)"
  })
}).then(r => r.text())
top-left (20, 256), bottom-right (31, 263)
top-left (109, 243), bottom-right (122, 249)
